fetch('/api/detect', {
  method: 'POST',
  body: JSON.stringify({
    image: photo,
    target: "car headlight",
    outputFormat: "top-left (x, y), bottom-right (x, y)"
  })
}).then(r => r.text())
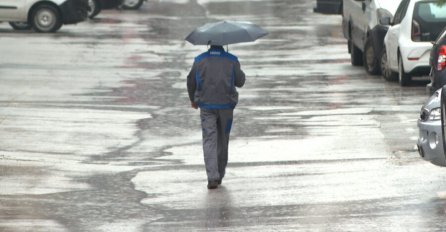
top-left (428, 108), bottom-right (441, 121)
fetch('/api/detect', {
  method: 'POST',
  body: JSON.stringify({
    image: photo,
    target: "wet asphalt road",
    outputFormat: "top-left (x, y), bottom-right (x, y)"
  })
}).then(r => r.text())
top-left (1, 0), bottom-right (446, 231)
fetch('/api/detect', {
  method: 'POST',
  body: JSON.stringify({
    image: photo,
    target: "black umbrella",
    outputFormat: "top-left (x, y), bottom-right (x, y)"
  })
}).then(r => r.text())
top-left (185, 20), bottom-right (268, 46)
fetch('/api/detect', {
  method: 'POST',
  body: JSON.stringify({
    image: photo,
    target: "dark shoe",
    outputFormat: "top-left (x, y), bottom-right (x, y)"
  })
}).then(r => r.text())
top-left (207, 181), bottom-right (219, 189)
top-left (217, 179), bottom-right (222, 185)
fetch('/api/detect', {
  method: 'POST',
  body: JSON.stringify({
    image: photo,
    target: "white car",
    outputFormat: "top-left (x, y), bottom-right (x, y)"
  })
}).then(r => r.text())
top-left (383, 0), bottom-right (446, 86)
top-left (0, 0), bottom-right (89, 32)
top-left (342, 0), bottom-right (400, 74)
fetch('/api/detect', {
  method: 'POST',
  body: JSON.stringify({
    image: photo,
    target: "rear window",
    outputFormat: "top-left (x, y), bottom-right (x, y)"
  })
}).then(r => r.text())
top-left (414, 2), bottom-right (446, 41)
top-left (415, 2), bottom-right (446, 22)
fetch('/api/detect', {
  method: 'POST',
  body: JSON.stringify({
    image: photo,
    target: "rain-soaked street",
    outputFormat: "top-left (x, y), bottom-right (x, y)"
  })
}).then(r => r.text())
top-left (2, 0), bottom-right (446, 231)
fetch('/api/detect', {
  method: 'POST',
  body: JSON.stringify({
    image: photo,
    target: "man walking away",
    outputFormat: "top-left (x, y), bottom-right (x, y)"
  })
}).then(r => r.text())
top-left (187, 45), bottom-right (245, 189)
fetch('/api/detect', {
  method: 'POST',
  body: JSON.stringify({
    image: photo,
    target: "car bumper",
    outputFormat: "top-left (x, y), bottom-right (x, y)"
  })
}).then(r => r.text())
top-left (60, 0), bottom-right (89, 24)
top-left (401, 42), bottom-right (432, 75)
top-left (417, 119), bottom-right (446, 167)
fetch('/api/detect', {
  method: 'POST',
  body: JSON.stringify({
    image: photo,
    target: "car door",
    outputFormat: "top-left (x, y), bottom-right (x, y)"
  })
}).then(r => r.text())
top-left (0, 0), bottom-right (26, 21)
top-left (356, 0), bottom-right (375, 50)
top-left (386, 0), bottom-right (409, 71)
top-left (350, 0), bottom-right (368, 50)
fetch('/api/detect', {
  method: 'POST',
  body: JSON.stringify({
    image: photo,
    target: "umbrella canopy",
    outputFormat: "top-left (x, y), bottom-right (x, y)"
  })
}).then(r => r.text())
top-left (185, 20), bottom-right (268, 46)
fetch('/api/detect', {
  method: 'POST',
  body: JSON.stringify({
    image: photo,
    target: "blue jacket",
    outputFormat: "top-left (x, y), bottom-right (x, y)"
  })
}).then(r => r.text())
top-left (187, 47), bottom-right (246, 110)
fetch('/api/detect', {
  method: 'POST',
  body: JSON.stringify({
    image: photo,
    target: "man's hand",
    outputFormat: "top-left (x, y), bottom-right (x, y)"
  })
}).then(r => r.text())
top-left (191, 102), bottom-right (198, 109)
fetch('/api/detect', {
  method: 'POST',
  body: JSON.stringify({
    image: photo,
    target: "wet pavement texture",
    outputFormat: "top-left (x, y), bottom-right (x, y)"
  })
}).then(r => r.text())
top-left (1, 0), bottom-right (446, 231)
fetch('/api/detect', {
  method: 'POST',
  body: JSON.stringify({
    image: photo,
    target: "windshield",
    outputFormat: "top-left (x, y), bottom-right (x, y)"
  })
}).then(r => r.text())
top-left (375, 0), bottom-right (401, 14)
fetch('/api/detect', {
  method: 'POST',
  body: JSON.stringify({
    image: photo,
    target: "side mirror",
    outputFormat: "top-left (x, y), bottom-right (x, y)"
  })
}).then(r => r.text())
top-left (377, 8), bottom-right (394, 26)
top-left (379, 17), bottom-right (392, 26)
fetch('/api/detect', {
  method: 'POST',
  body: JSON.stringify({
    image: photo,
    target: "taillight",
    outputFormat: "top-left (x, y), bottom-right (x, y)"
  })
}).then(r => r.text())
top-left (412, 20), bottom-right (421, 42)
top-left (438, 45), bottom-right (446, 71)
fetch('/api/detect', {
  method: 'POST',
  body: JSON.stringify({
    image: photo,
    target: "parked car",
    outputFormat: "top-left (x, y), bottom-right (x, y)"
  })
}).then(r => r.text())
top-left (88, 0), bottom-right (124, 19)
top-left (418, 87), bottom-right (446, 167)
top-left (342, 0), bottom-right (400, 75)
top-left (121, 0), bottom-right (145, 10)
top-left (1, 0), bottom-right (89, 32)
top-left (427, 27), bottom-right (446, 94)
top-left (313, 0), bottom-right (342, 15)
top-left (383, 0), bottom-right (446, 86)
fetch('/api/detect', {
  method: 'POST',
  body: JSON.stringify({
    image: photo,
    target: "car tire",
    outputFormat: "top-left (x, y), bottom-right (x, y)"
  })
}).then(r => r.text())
top-left (381, 47), bottom-right (397, 81)
top-left (9, 22), bottom-right (32, 30)
top-left (398, 55), bottom-right (411, 86)
top-left (349, 40), bottom-right (363, 66)
top-left (88, 0), bottom-right (101, 19)
top-left (364, 38), bottom-right (380, 75)
top-left (441, 86), bottom-right (446, 154)
top-left (121, 0), bottom-right (144, 10)
top-left (31, 4), bottom-right (62, 33)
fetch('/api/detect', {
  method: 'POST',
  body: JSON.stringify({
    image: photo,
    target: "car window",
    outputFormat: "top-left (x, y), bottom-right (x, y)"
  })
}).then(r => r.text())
top-left (414, 2), bottom-right (446, 41)
top-left (415, 2), bottom-right (446, 22)
top-left (393, 0), bottom-right (410, 24)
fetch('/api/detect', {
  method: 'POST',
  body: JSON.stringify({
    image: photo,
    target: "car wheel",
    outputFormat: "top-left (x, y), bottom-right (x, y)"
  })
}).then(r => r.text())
top-left (441, 87), bottom-right (446, 155)
top-left (9, 22), bottom-right (32, 30)
top-left (380, 47), bottom-right (397, 81)
top-left (31, 4), bottom-right (62, 33)
top-left (349, 40), bottom-right (363, 66)
top-left (121, 0), bottom-right (144, 10)
top-left (398, 55), bottom-right (411, 86)
top-left (364, 38), bottom-right (380, 75)
top-left (88, 0), bottom-right (101, 19)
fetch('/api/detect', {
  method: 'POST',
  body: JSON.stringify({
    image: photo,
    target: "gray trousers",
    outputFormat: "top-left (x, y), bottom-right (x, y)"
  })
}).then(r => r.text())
top-left (200, 108), bottom-right (233, 181)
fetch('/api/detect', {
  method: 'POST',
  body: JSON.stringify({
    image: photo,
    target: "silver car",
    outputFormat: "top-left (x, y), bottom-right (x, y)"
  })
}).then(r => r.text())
top-left (418, 88), bottom-right (446, 166)
top-left (0, 0), bottom-right (88, 32)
